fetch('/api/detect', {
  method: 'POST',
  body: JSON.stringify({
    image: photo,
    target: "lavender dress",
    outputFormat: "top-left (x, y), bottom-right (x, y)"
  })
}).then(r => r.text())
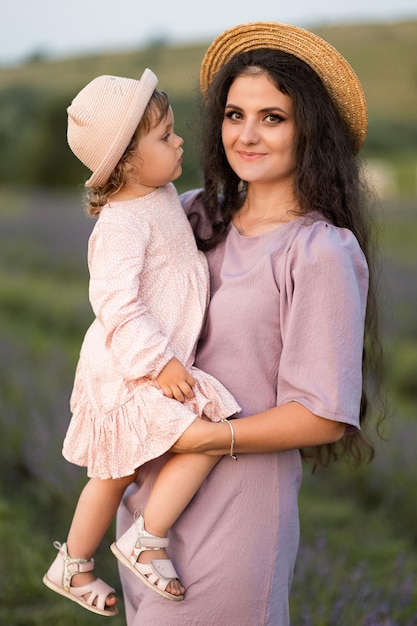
top-left (117, 189), bottom-right (368, 625)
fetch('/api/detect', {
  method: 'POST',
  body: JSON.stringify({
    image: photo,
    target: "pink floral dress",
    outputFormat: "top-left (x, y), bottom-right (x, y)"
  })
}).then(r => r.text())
top-left (62, 183), bottom-right (240, 479)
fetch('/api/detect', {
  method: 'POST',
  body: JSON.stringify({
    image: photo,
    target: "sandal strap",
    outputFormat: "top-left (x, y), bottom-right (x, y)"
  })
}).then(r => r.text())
top-left (70, 577), bottom-right (116, 611)
top-left (151, 559), bottom-right (180, 581)
top-left (136, 560), bottom-right (180, 593)
top-left (53, 542), bottom-right (95, 591)
top-left (137, 535), bottom-right (169, 549)
top-left (130, 512), bottom-right (169, 565)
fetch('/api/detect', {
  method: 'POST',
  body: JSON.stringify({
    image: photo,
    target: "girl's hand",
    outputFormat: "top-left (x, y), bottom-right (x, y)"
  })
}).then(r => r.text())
top-left (156, 357), bottom-right (196, 402)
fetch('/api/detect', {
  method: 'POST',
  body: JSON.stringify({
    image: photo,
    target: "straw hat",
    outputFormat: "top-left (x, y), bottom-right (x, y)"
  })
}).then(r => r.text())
top-left (200, 22), bottom-right (367, 153)
top-left (67, 69), bottom-right (158, 187)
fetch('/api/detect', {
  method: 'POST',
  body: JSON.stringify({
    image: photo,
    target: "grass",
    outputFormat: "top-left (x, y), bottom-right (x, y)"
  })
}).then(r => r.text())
top-left (0, 189), bottom-right (416, 624)
top-left (1, 466), bottom-right (416, 625)
top-left (313, 21), bottom-right (417, 120)
top-left (0, 493), bottom-right (126, 626)
top-left (293, 474), bottom-right (417, 625)
top-left (380, 204), bottom-right (417, 265)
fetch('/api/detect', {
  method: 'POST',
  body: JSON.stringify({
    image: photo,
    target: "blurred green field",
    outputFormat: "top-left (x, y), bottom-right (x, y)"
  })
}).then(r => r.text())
top-left (1, 20), bottom-right (417, 195)
top-left (1, 19), bottom-right (417, 623)
top-left (1, 20), bottom-right (416, 122)
top-left (0, 188), bottom-right (416, 624)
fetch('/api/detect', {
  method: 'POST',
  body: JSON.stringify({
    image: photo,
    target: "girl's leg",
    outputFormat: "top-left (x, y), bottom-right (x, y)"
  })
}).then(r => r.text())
top-left (67, 472), bottom-right (137, 602)
top-left (144, 453), bottom-right (221, 537)
top-left (140, 452), bottom-right (221, 595)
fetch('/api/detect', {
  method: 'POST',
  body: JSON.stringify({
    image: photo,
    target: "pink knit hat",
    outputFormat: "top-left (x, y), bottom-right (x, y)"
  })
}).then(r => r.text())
top-left (67, 69), bottom-right (158, 187)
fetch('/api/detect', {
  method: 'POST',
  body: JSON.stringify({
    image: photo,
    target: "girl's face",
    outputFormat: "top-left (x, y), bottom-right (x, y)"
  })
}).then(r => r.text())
top-left (221, 72), bottom-right (296, 189)
top-left (127, 106), bottom-right (183, 191)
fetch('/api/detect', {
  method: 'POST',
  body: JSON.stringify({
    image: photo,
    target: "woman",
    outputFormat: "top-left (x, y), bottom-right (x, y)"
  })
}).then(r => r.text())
top-left (117, 22), bottom-right (383, 625)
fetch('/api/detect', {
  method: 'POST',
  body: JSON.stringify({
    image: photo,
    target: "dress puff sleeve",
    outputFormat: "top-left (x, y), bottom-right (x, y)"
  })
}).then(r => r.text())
top-left (87, 212), bottom-right (175, 380)
top-left (277, 220), bottom-right (369, 429)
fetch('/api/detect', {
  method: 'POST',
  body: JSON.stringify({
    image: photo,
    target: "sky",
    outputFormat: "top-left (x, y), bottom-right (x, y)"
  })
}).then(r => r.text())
top-left (2, 0), bottom-right (416, 66)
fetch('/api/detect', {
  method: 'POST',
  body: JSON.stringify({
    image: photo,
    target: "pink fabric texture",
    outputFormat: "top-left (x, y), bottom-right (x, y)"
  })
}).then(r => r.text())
top-left (117, 189), bottom-right (368, 625)
top-left (62, 184), bottom-right (240, 479)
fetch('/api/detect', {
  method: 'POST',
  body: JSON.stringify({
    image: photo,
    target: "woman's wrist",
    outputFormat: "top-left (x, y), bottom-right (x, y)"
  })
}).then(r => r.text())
top-left (221, 419), bottom-right (238, 460)
top-left (171, 418), bottom-right (232, 455)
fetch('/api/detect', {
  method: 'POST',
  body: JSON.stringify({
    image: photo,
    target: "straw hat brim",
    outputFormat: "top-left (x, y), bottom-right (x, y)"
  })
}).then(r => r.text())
top-left (200, 21), bottom-right (367, 153)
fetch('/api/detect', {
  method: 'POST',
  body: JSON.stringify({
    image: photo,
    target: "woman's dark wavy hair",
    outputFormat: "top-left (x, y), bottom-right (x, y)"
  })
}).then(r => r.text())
top-left (193, 48), bottom-right (386, 469)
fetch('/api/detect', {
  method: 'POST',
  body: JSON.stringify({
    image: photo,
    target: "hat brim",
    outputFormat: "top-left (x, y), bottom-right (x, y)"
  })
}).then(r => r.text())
top-left (86, 68), bottom-right (158, 187)
top-left (200, 22), bottom-right (367, 153)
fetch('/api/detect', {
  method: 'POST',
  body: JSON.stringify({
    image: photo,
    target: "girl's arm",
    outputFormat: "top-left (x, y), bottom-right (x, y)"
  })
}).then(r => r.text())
top-left (89, 216), bottom-right (176, 380)
top-left (171, 401), bottom-right (345, 455)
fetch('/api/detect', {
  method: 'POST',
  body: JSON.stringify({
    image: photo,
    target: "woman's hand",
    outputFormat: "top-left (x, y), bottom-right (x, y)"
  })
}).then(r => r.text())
top-left (156, 357), bottom-right (196, 402)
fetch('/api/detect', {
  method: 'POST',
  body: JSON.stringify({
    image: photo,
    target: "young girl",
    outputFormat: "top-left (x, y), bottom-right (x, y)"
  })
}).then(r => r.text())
top-left (42, 69), bottom-right (240, 617)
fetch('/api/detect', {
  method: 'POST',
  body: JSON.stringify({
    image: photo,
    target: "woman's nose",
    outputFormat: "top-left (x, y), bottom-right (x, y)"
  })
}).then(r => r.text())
top-left (239, 120), bottom-right (259, 145)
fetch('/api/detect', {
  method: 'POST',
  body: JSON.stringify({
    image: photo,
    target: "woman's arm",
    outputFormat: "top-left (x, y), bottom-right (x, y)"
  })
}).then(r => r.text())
top-left (171, 401), bottom-right (345, 456)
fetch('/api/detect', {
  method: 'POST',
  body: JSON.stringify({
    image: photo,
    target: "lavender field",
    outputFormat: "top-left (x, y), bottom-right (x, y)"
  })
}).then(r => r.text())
top-left (1, 187), bottom-right (417, 625)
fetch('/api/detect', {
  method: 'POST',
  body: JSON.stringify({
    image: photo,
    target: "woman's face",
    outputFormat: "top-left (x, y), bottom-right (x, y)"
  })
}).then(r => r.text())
top-left (221, 72), bottom-right (296, 188)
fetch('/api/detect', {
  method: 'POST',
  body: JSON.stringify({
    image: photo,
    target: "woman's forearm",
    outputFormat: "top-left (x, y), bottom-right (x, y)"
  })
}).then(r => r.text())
top-left (231, 402), bottom-right (345, 454)
top-left (172, 402), bottom-right (346, 456)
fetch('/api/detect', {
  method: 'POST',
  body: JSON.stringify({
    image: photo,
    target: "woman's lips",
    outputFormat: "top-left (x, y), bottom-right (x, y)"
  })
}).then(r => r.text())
top-left (237, 151), bottom-right (266, 161)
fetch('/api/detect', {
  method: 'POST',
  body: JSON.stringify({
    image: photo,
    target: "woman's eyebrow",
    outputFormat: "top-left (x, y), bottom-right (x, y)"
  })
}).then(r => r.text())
top-left (225, 103), bottom-right (288, 114)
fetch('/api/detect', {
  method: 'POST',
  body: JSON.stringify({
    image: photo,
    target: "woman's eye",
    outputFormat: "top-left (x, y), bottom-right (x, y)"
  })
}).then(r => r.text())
top-left (224, 110), bottom-right (241, 121)
top-left (264, 114), bottom-right (284, 124)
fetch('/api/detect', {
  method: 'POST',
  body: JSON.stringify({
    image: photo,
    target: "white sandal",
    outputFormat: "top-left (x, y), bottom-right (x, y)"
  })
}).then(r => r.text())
top-left (110, 512), bottom-right (184, 601)
top-left (43, 541), bottom-right (118, 617)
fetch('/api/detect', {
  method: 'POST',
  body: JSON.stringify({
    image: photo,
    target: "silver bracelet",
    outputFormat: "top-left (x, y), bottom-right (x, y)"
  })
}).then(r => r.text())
top-left (221, 419), bottom-right (238, 460)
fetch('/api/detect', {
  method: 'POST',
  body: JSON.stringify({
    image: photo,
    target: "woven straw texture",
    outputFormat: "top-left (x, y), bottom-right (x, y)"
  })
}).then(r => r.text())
top-left (200, 22), bottom-right (367, 153)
